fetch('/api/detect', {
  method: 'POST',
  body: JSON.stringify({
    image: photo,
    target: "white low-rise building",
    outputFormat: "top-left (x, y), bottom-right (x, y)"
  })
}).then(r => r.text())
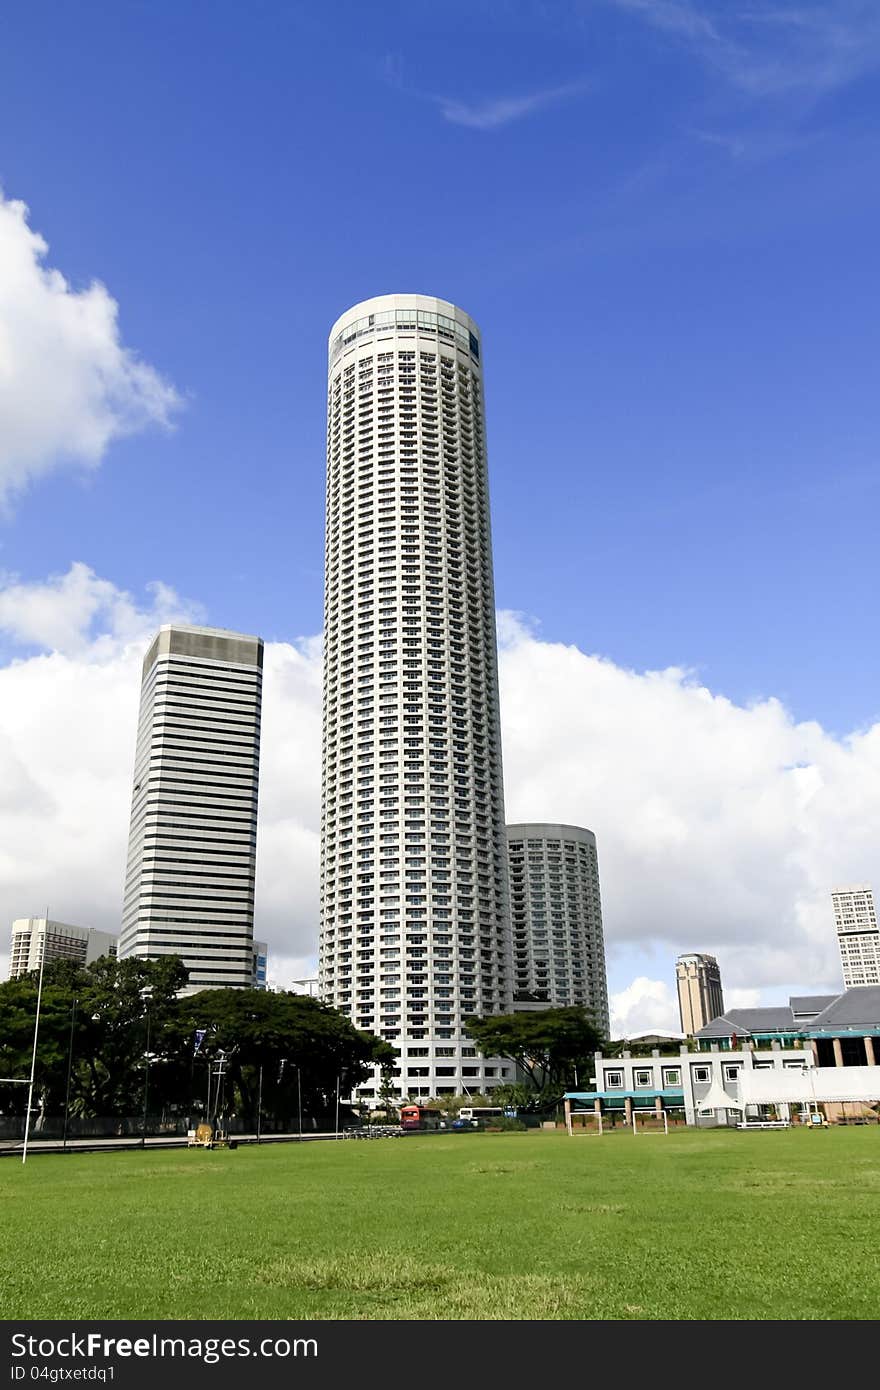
top-left (566, 1044), bottom-right (816, 1128)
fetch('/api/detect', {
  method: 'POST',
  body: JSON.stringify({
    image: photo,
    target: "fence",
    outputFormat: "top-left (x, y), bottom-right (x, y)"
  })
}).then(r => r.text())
top-left (0, 1112), bottom-right (336, 1142)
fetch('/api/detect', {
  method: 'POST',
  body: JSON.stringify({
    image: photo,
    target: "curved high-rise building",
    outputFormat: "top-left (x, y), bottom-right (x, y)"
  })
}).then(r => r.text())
top-left (319, 294), bottom-right (512, 1100)
top-left (507, 823), bottom-right (609, 1036)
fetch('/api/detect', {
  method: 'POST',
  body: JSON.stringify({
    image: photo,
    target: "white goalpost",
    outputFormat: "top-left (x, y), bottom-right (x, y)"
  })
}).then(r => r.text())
top-left (632, 1108), bottom-right (669, 1135)
top-left (566, 1109), bottom-right (603, 1137)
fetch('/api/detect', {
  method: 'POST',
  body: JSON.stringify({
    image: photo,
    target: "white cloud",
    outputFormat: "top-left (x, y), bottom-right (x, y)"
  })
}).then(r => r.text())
top-left (0, 562), bottom-right (202, 656)
top-left (437, 83), bottom-right (587, 131)
top-left (0, 569), bottom-right (321, 980)
top-left (609, 977), bottom-right (678, 1036)
top-left (382, 51), bottom-right (588, 132)
top-left (2, 582), bottom-right (877, 1019)
top-left (0, 567), bottom-right (203, 976)
top-left (0, 192), bottom-right (181, 504)
top-left (252, 637), bottom-right (323, 980)
top-left (605, 0), bottom-right (880, 98)
top-left (498, 614), bottom-right (880, 998)
top-left (725, 987), bottom-right (761, 1011)
top-left (610, 0), bottom-right (721, 44)
top-left (608, 979), bottom-right (762, 1037)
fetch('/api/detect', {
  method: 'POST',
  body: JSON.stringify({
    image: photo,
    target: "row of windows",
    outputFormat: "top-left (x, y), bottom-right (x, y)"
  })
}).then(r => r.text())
top-left (322, 340), bottom-right (504, 998)
top-left (327, 479), bottom-right (486, 502)
top-left (329, 315), bottom-right (480, 363)
top-left (603, 1068), bottom-right (682, 1090)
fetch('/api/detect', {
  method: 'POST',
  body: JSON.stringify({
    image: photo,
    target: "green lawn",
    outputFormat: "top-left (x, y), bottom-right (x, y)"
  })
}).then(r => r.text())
top-left (2, 1128), bottom-right (879, 1320)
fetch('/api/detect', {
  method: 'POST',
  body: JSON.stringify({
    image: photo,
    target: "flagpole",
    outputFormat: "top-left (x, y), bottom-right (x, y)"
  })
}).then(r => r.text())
top-left (22, 911), bottom-right (49, 1165)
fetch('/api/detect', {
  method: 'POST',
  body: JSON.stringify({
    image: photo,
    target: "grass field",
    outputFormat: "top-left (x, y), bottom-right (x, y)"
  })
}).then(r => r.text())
top-left (2, 1128), bottom-right (879, 1320)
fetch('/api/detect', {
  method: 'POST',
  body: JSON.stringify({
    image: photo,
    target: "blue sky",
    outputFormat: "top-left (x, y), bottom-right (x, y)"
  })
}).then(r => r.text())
top-left (3, 0), bottom-right (879, 724)
top-left (1, 1), bottom-right (879, 1021)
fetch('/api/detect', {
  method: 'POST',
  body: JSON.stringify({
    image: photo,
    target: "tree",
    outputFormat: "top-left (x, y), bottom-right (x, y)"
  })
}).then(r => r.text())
top-left (78, 954), bottom-right (189, 1118)
top-left (0, 954), bottom-right (188, 1123)
top-left (490, 1081), bottom-right (559, 1113)
top-left (464, 1007), bottom-right (604, 1097)
top-left (0, 957), bottom-right (394, 1131)
top-left (171, 988), bottom-right (395, 1128)
top-left (421, 1092), bottom-right (496, 1115)
top-left (375, 1064), bottom-right (400, 1120)
top-left (0, 965), bottom-right (77, 1121)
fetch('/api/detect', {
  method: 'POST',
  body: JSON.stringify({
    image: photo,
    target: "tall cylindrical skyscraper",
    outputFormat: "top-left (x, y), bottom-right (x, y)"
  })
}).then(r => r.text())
top-left (319, 295), bottom-right (512, 1101)
top-left (506, 823), bottom-right (609, 1037)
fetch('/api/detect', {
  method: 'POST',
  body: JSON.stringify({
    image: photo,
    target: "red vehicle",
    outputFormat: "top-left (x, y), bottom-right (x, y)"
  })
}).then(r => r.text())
top-left (400, 1104), bottom-right (442, 1132)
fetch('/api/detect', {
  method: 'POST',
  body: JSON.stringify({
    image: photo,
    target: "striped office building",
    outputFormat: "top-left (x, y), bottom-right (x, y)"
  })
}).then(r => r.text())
top-left (119, 624), bottom-right (263, 992)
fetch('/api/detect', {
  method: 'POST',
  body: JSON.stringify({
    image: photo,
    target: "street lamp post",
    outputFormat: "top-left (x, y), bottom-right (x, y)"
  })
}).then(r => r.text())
top-left (209, 1049), bottom-right (234, 1137)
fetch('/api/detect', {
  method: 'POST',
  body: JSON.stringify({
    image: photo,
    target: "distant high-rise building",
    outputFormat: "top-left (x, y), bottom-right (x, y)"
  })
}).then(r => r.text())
top-left (506, 823), bottom-right (609, 1036)
top-left (8, 918), bottom-right (117, 979)
top-left (319, 294), bottom-right (512, 1100)
top-left (832, 885), bottom-right (879, 988)
top-left (676, 953), bottom-right (724, 1035)
top-left (119, 624), bottom-right (263, 994)
top-left (252, 940), bottom-right (268, 990)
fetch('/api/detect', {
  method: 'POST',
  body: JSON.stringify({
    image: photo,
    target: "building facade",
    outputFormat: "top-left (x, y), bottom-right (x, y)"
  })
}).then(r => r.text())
top-left (832, 884), bottom-right (879, 987)
top-left (119, 624), bottom-right (263, 993)
top-left (696, 989), bottom-right (880, 1070)
top-left (8, 918), bottom-right (117, 979)
top-left (568, 1044), bottom-right (880, 1129)
top-left (506, 823), bottom-right (609, 1035)
top-left (252, 940), bottom-right (268, 990)
top-left (319, 294), bottom-right (512, 1099)
top-left (566, 1044), bottom-right (817, 1128)
top-left (676, 952), bottom-right (724, 1035)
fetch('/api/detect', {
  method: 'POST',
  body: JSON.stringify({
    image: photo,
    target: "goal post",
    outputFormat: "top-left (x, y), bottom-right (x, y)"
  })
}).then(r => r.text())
top-left (632, 1108), bottom-right (669, 1136)
top-left (567, 1109), bottom-right (603, 1137)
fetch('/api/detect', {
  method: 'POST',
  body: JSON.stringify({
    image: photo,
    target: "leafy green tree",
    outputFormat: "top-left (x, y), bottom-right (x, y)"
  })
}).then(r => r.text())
top-left (464, 1007), bottom-right (604, 1097)
top-left (421, 1092), bottom-right (496, 1115)
top-left (0, 955), bottom-right (187, 1124)
top-left (172, 988), bottom-right (395, 1128)
top-left (0, 966), bottom-right (77, 1121)
top-left (375, 1064), bottom-right (400, 1120)
top-left (0, 956), bottom-right (393, 1131)
top-left (490, 1081), bottom-right (561, 1113)
top-left (78, 954), bottom-right (188, 1117)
